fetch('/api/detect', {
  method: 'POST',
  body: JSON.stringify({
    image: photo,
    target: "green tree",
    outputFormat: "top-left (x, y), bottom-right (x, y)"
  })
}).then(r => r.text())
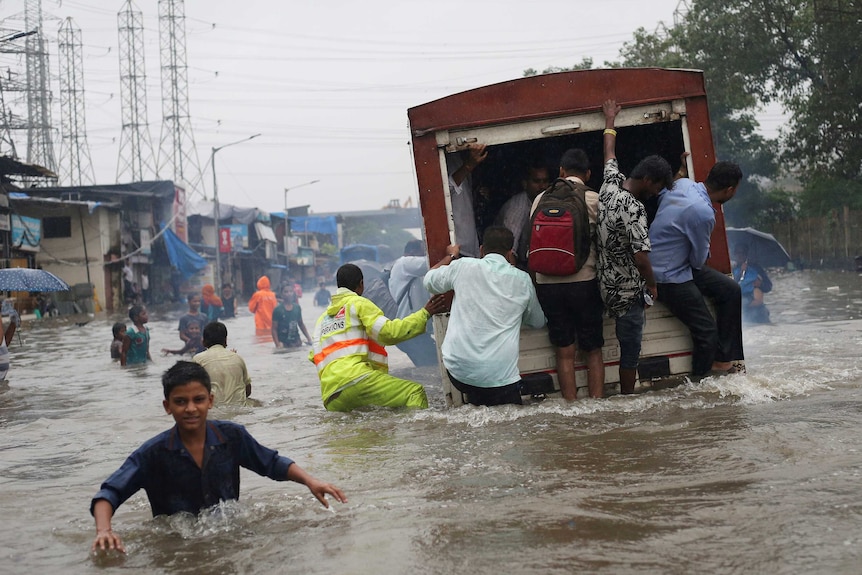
top-left (645, 0), bottom-right (861, 216)
top-left (615, 19), bottom-right (781, 227)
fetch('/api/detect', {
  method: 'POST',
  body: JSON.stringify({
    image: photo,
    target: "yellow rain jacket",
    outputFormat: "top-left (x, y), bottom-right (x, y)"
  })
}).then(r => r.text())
top-left (309, 287), bottom-right (430, 411)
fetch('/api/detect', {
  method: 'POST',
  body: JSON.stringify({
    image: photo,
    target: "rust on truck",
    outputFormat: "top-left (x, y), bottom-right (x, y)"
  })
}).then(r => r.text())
top-left (408, 68), bottom-right (732, 405)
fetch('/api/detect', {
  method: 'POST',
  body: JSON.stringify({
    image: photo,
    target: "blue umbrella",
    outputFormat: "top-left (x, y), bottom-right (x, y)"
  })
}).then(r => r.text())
top-left (0, 268), bottom-right (71, 292)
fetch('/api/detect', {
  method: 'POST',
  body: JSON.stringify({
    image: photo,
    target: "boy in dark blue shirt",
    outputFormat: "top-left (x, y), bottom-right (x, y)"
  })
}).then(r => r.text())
top-left (90, 361), bottom-right (346, 553)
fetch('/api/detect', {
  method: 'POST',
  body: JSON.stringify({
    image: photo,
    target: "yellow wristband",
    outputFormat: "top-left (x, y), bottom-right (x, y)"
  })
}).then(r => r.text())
top-left (603, 128), bottom-right (617, 136)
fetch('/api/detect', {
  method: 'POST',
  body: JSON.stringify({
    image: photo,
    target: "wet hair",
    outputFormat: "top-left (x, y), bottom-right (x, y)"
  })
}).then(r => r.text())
top-left (559, 148), bottom-right (590, 176)
top-left (403, 239), bottom-right (425, 256)
top-left (187, 293), bottom-right (200, 303)
top-left (705, 161), bottom-right (743, 190)
top-left (482, 226), bottom-right (514, 255)
top-left (128, 304), bottom-right (145, 322)
top-left (221, 283), bottom-right (232, 290)
top-left (337, 263), bottom-right (363, 291)
top-left (162, 360), bottom-right (211, 399)
top-left (112, 322), bottom-right (126, 338)
top-left (630, 155), bottom-right (674, 191)
top-left (202, 321), bottom-right (227, 347)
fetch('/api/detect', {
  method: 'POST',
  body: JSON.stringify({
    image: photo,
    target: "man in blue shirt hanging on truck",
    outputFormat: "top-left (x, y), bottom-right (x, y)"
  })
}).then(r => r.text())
top-left (648, 161), bottom-right (744, 377)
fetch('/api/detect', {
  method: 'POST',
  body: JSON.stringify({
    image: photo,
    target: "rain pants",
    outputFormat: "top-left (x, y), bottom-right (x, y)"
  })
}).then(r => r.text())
top-left (309, 288), bottom-right (430, 412)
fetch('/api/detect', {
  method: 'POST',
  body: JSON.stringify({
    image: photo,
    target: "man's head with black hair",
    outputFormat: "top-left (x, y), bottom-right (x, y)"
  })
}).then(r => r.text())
top-left (202, 321), bottom-right (227, 348)
top-left (629, 155), bottom-right (674, 200)
top-left (336, 264), bottom-right (364, 293)
top-left (705, 161), bottom-right (743, 204)
top-left (162, 360), bottom-right (211, 399)
top-left (403, 240), bottom-right (425, 257)
top-left (559, 149), bottom-right (591, 180)
top-left (481, 226), bottom-right (515, 258)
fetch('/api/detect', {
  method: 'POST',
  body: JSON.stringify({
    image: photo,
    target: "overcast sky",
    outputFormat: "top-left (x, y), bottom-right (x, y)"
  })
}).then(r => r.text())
top-left (1, 0), bottom-right (785, 214)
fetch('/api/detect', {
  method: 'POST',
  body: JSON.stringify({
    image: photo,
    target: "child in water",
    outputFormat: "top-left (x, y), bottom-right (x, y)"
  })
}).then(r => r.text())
top-left (121, 305), bottom-right (151, 366)
top-left (161, 320), bottom-right (205, 356)
top-left (110, 322), bottom-right (126, 361)
top-left (90, 361), bottom-right (347, 554)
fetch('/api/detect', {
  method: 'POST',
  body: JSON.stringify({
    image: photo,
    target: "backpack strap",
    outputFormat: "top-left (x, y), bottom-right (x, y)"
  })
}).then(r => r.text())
top-left (393, 276), bottom-right (418, 311)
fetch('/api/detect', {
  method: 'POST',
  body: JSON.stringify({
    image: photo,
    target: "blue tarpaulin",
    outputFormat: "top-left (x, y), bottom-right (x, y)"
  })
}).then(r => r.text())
top-left (288, 215), bottom-right (338, 236)
top-left (163, 228), bottom-right (208, 279)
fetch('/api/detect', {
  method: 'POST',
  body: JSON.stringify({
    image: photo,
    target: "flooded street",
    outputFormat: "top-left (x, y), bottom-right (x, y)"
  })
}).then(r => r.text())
top-left (2, 269), bottom-right (862, 574)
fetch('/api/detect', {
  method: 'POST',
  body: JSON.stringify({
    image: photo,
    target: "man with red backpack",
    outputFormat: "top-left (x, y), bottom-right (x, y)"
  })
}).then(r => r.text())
top-left (529, 148), bottom-right (605, 400)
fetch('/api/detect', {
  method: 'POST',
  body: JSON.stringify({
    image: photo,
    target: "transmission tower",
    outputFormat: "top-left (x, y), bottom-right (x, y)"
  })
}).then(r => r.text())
top-left (0, 26), bottom-right (43, 161)
top-left (672, 0), bottom-right (691, 27)
top-left (24, 0), bottom-right (55, 173)
top-left (116, 0), bottom-right (157, 183)
top-left (0, 64), bottom-right (20, 159)
top-left (157, 0), bottom-right (202, 194)
top-left (57, 18), bottom-right (94, 186)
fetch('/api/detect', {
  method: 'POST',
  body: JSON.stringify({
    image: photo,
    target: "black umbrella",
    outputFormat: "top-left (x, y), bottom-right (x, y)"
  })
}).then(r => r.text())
top-left (726, 227), bottom-right (791, 268)
top-left (347, 259), bottom-right (384, 282)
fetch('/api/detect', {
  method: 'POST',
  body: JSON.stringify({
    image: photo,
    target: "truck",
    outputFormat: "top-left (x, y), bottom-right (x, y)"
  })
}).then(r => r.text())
top-left (407, 68), bottom-right (735, 407)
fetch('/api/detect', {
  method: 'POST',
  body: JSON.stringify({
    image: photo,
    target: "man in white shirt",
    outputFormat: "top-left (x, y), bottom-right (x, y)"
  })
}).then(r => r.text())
top-left (423, 226), bottom-right (546, 407)
top-left (447, 143), bottom-right (488, 258)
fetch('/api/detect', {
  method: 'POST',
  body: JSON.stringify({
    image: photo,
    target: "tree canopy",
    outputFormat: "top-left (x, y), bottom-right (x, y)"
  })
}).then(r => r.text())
top-left (526, 0), bottom-right (862, 221)
top-left (620, 0), bottom-right (862, 217)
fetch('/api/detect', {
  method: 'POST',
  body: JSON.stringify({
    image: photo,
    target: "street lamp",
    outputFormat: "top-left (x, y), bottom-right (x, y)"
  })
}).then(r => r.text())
top-left (211, 133), bottom-right (261, 286)
top-left (283, 179), bottom-right (320, 213)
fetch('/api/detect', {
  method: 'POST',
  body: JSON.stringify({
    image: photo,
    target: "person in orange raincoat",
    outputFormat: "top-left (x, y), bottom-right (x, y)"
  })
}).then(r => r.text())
top-left (248, 276), bottom-right (278, 335)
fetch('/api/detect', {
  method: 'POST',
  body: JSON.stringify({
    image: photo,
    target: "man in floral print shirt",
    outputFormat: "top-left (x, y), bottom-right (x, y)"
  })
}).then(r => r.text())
top-left (597, 99), bottom-right (674, 394)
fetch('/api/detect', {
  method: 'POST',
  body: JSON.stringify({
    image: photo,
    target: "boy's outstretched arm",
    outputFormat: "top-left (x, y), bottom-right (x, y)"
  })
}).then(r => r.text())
top-left (286, 463), bottom-right (347, 508)
top-left (91, 499), bottom-right (126, 554)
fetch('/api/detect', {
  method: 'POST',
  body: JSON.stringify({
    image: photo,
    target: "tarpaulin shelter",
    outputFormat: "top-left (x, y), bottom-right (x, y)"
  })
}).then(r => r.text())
top-left (163, 228), bottom-right (207, 279)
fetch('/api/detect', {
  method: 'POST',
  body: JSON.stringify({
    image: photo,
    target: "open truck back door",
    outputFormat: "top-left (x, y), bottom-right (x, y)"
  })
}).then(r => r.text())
top-left (408, 68), bottom-right (732, 406)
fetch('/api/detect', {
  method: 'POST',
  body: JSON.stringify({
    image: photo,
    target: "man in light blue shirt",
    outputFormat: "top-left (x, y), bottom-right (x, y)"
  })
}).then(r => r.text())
top-left (423, 226), bottom-right (546, 406)
top-left (649, 162), bottom-right (744, 377)
top-left (389, 239), bottom-right (437, 366)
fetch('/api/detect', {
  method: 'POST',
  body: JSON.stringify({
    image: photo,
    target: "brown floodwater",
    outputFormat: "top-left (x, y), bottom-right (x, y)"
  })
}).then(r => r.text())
top-left (1, 269), bottom-right (861, 574)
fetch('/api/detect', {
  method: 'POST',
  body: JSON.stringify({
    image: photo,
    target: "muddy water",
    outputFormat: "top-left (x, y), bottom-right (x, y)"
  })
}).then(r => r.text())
top-left (1, 269), bottom-right (861, 574)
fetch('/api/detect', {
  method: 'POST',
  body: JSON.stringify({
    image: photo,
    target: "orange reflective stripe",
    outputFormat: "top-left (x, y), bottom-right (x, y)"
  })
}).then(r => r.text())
top-left (313, 337), bottom-right (371, 365)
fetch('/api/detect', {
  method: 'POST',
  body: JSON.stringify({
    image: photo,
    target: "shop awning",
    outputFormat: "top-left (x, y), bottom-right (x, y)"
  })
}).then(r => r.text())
top-left (254, 222), bottom-right (277, 243)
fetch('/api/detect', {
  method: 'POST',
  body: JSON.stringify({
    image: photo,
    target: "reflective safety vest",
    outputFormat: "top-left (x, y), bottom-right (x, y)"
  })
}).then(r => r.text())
top-left (309, 289), bottom-right (430, 402)
top-left (311, 303), bottom-right (389, 373)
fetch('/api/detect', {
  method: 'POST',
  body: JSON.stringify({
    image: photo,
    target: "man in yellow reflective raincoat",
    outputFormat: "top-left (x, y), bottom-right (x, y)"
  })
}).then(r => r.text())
top-left (309, 263), bottom-right (447, 412)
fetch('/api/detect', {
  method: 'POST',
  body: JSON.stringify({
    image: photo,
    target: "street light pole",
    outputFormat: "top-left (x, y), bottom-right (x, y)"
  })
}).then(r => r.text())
top-left (283, 179), bottom-right (321, 213)
top-left (210, 133), bottom-right (261, 287)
